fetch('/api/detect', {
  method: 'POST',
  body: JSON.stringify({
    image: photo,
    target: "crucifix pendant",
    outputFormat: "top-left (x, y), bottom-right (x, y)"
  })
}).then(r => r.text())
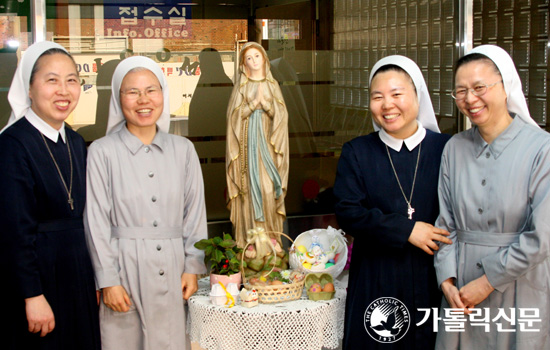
top-left (68, 197), bottom-right (74, 210)
top-left (407, 204), bottom-right (415, 220)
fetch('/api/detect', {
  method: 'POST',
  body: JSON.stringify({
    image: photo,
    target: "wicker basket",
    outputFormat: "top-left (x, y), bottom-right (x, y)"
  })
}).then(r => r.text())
top-left (289, 227), bottom-right (348, 278)
top-left (241, 231), bottom-right (305, 303)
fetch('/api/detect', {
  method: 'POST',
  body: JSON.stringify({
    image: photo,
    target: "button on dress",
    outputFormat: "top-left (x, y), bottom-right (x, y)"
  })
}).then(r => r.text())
top-left (435, 116), bottom-right (550, 349)
top-left (85, 126), bottom-right (207, 350)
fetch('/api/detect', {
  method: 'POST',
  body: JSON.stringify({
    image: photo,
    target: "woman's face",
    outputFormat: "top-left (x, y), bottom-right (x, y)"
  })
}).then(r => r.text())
top-left (119, 69), bottom-right (163, 133)
top-left (454, 60), bottom-right (508, 130)
top-left (243, 48), bottom-right (265, 77)
top-left (370, 70), bottom-right (419, 139)
top-left (28, 53), bottom-right (80, 129)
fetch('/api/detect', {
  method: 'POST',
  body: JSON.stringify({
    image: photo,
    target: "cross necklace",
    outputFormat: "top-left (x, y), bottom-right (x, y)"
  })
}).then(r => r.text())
top-left (385, 143), bottom-right (421, 220)
top-left (41, 132), bottom-right (74, 210)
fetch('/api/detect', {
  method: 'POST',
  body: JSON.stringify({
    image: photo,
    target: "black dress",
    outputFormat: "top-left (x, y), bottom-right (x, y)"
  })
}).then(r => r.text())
top-left (334, 130), bottom-right (450, 350)
top-left (0, 117), bottom-right (100, 350)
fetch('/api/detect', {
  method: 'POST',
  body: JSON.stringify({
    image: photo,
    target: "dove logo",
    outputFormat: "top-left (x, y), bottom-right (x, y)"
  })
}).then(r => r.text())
top-left (364, 297), bottom-right (410, 343)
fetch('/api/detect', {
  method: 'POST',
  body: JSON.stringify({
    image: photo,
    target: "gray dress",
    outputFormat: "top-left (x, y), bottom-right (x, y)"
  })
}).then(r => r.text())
top-left (85, 126), bottom-right (207, 350)
top-left (434, 116), bottom-right (550, 349)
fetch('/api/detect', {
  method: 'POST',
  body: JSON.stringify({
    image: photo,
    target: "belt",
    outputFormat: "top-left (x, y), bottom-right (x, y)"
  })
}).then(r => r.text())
top-left (457, 229), bottom-right (521, 247)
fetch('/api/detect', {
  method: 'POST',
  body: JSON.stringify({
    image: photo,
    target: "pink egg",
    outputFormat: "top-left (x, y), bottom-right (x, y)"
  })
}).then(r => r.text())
top-left (308, 283), bottom-right (322, 293)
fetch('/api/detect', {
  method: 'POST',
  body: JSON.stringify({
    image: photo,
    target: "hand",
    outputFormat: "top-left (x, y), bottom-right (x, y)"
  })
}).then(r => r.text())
top-left (102, 285), bottom-right (132, 312)
top-left (440, 278), bottom-right (469, 314)
top-left (181, 273), bottom-right (198, 300)
top-left (408, 222), bottom-right (452, 255)
top-left (459, 275), bottom-right (494, 311)
top-left (25, 294), bottom-right (55, 337)
top-left (252, 84), bottom-right (264, 110)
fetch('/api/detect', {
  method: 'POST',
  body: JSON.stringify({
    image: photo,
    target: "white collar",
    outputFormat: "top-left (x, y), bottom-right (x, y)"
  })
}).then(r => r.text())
top-left (25, 109), bottom-right (67, 143)
top-left (378, 121), bottom-right (426, 152)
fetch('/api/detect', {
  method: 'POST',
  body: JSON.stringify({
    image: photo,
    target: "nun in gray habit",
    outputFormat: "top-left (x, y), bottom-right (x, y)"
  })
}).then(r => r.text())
top-left (434, 45), bottom-right (550, 349)
top-left (84, 56), bottom-right (207, 350)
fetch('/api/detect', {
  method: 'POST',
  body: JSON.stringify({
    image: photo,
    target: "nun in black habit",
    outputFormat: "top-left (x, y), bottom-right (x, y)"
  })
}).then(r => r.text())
top-left (334, 55), bottom-right (452, 349)
top-left (0, 41), bottom-right (100, 350)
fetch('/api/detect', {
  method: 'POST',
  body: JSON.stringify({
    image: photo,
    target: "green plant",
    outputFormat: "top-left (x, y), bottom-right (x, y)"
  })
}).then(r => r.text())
top-left (194, 233), bottom-right (243, 275)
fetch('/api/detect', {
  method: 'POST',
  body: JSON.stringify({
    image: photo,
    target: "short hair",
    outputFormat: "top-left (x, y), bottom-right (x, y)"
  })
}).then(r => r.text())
top-left (30, 48), bottom-right (78, 84)
top-left (371, 64), bottom-right (416, 93)
top-left (455, 53), bottom-right (501, 76)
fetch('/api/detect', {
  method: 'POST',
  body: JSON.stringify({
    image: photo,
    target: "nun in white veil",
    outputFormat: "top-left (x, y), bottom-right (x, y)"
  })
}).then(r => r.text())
top-left (434, 45), bottom-right (550, 349)
top-left (333, 55), bottom-right (452, 350)
top-left (84, 56), bottom-right (207, 350)
top-left (0, 41), bottom-right (100, 350)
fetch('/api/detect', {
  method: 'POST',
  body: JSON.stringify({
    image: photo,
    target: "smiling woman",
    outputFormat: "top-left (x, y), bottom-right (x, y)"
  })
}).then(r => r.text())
top-left (27, 54), bottom-right (81, 129)
top-left (333, 55), bottom-right (451, 350)
top-left (369, 68), bottom-right (419, 139)
top-left (84, 55), bottom-right (208, 350)
top-left (0, 41), bottom-right (100, 350)
top-left (434, 45), bottom-right (550, 350)
top-left (118, 68), bottom-right (164, 143)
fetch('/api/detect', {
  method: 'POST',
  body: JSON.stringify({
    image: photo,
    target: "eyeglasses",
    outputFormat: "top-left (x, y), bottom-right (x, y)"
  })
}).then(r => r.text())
top-left (121, 87), bottom-right (162, 100)
top-left (451, 81), bottom-right (503, 100)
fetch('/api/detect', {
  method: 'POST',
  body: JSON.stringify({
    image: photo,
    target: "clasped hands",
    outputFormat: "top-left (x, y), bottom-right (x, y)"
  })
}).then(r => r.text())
top-left (441, 276), bottom-right (495, 315)
top-left (251, 83), bottom-right (269, 111)
top-left (407, 222), bottom-right (495, 313)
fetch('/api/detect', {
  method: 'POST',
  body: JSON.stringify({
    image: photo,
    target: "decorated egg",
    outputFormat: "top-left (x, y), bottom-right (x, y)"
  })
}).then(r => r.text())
top-left (323, 282), bottom-right (335, 292)
top-left (310, 263), bottom-right (326, 271)
top-left (297, 245), bottom-right (307, 254)
top-left (309, 283), bottom-right (322, 293)
top-left (270, 280), bottom-right (283, 285)
top-left (302, 262), bottom-right (312, 269)
top-left (304, 252), bottom-right (316, 264)
top-left (325, 262), bottom-right (335, 268)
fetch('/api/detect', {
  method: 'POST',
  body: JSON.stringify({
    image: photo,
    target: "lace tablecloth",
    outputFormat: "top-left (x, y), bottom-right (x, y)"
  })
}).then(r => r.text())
top-left (187, 278), bottom-right (346, 350)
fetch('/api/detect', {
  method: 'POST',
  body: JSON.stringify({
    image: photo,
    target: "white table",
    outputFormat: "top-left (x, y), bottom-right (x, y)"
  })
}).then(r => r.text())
top-left (187, 278), bottom-right (346, 350)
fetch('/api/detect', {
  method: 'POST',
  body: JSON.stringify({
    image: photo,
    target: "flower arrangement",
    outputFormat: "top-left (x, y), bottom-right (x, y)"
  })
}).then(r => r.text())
top-left (194, 233), bottom-right (243, 275)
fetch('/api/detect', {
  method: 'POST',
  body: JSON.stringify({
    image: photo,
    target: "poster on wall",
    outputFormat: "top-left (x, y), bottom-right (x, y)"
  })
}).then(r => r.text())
top-left (70, 53), bottom-right (234, 128)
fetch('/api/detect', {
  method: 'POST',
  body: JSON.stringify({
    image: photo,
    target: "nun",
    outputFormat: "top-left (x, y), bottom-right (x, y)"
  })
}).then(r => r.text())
top-left (0, 41), bottom-right (100, 349)
top-left (84, 56), bottom-right (207, 350)
top-left (333, 55), bottom-right (452, 349)
top-left (434, 45), bottom-right (550, 349)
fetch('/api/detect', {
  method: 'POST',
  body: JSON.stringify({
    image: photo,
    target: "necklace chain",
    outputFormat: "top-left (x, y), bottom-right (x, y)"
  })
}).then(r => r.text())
top-left (40, 132), bottom-right (74, 211)
top-left (385, 143), bottom-right (421, 220)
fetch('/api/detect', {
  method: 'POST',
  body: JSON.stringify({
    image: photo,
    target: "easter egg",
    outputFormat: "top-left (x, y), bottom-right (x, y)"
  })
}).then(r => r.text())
top-left (270, 280), bottom-right (283, 285)
top-left (302, 262), bottom-right (312, 269)
top-left (304, 252), bottom-right (316, 264)
top-left (310, 263), bottom-right (326, 271)
top-left (297, 245), bottom-right (307, 254)
top-left (309, 283), bottom-right (322, 293)
top-left (323, 282), bottom-right (335, 292)
top-left (325, 262), bottom-right (335, 268)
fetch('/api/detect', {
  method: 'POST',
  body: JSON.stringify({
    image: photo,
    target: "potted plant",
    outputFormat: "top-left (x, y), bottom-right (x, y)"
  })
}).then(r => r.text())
top-left (194, 233), bottom-right (243, 286)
